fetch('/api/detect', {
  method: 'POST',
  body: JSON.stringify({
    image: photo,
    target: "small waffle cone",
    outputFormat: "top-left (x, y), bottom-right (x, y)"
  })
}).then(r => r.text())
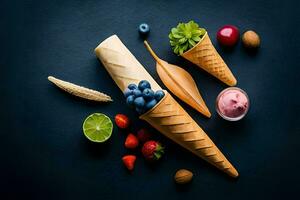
top-left (140, 91), bottom-right (238, 178)
top-left (182, 33), bottom-right (237, 86)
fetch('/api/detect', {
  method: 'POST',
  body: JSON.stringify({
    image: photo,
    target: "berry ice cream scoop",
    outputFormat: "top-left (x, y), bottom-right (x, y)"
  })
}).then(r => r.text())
top-left (216, 87), bottom-right (249, 121)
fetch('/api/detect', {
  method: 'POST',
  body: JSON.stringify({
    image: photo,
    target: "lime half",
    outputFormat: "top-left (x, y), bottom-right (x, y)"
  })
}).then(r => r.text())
top-left (83, 113), bottom-right (113, 143)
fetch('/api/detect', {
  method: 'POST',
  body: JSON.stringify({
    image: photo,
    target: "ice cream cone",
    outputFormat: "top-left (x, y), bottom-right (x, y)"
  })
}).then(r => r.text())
top-left (140, 91), bottom-right (238, 178)
top-left (95, 35), bottom-right (238, 178)
top-left (182, 33), bottom-right (237, 86)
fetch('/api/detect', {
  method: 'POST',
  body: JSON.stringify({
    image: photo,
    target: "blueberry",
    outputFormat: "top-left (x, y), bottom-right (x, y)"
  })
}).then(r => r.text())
top-left (124, 88), bottom-right (133, 98)
top-left (138, 80), bottom-right (151, 91)
top-left (126, 95), bottom-right (135, 106)
top-left (155, 90), bottom-right (165, 101)
top-left (132, 89), bottom-right (142, 97)
top-left (138, 23), bottom-right (150, 36)
top-left (142, 88), bottom-right (155, 101)
top-left (135, 107), bottom-right (145, 115)
top-left (145, 99), bottom-right (157, 111)
top-left (128, 83), bottom-right (138, 90)
top-left (134, 97), bottom-right (145, 108)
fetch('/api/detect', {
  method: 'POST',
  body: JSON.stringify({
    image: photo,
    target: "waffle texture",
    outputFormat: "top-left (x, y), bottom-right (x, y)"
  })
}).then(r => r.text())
top-left (140, 92), bottom-right (238, 177)
top-left (182, 33), bottom-right (237, 86)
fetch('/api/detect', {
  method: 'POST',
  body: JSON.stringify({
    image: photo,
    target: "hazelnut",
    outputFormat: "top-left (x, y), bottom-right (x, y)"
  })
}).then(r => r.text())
top-left (242, 30), bottom-right (260, 48)
top-left (174, 169), bottom-right (193, 184)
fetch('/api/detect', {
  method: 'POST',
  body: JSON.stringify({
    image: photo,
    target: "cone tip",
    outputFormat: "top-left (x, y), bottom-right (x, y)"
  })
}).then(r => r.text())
top-left (48, 76), bottom-right (55, 81)
top-left (204, 109), bottom-right (212, 118)
top-left (228, 78), bottom-right (237, 86)
top-left (195, 104), bottom-right (211, 118)
top-left (227, 167), bottom-right (239, 178)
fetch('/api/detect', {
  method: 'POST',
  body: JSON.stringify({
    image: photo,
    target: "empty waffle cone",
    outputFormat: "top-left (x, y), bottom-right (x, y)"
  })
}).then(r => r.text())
top-left (182, 33), bottom-right (237, 86)
top-left (140, 91), bottom-right (238, 178)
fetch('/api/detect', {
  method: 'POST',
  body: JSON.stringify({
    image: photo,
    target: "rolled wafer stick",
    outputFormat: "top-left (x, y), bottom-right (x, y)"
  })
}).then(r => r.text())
top-left (48, 76), bottom-right (112, 102)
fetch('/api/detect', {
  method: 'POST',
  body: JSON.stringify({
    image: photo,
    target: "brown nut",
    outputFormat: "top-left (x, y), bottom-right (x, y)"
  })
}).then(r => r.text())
top-left (242, 30), bottom-right (260, 49)
top-left (174, 169), bottom-right (193, 184)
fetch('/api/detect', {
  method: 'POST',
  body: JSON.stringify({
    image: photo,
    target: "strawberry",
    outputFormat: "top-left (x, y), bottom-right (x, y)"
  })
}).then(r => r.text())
top-left (137, 128), bottom-right (151, 143)
top-left (125, 133), bottom-right (139, 149)
top-left (142, 140), bottom-right (164, 161)
top-left (122, 155), bottom-right (136, 171)
top-left (115, 114), bottom-right (130, 129)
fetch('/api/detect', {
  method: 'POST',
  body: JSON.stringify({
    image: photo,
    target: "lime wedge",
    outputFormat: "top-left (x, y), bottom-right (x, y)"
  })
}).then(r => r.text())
top-left (82, 113), bottom-right (113, 143)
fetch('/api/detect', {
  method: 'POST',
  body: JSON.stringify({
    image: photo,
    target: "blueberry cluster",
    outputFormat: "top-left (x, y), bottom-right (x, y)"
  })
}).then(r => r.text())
top-left (124, 80), bottom-right (165, 114)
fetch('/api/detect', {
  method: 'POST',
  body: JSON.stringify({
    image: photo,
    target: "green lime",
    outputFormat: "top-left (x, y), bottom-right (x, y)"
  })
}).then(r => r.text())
top-left (82, 113), bottom-right (113, 143)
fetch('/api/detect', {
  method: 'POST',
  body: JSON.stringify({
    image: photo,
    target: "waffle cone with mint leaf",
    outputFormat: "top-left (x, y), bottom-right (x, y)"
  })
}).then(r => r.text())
top-left (169, 21), bottom-right (237, 86)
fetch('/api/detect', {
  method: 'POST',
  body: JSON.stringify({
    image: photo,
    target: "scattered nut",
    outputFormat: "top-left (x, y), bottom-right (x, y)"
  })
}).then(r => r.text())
top-left (174, 169), bottom-right (193, 184)
top-left (242, 30), bottom-right (260, 49)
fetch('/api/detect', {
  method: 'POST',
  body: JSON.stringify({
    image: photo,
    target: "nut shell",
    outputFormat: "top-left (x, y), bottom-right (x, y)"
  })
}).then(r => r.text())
top-left (242, 30), bottom-right (260, 48)
top-left (174, 169), bottom-right (193, 184)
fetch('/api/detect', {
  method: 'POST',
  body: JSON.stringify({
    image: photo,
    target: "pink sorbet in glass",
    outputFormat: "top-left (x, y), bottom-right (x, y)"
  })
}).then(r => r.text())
top-left (217, 88), bottom-right (249, 119)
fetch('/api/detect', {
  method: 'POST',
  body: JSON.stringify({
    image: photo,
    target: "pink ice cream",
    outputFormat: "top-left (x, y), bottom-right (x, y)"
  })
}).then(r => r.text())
top-left (217, 89), bottom-right (249, 118)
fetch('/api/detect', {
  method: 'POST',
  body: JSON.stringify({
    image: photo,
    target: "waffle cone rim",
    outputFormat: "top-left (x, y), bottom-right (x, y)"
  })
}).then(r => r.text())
top-left (139, 90), bottom-right (169, 118)
top-left (181, 32), bottom-right (208, 56)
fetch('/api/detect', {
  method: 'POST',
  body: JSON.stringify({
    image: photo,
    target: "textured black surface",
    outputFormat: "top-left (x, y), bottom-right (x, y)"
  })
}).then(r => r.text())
top-left (1, 0), bottom-right (299, 199)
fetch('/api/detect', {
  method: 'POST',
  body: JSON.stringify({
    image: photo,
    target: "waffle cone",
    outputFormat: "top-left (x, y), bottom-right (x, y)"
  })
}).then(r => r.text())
top-left (140, 91), bottom-right (238, 178)
top-left (95, 35), bottom-right (239, 178)
top-left (182, 33), bottom-right (237, 86)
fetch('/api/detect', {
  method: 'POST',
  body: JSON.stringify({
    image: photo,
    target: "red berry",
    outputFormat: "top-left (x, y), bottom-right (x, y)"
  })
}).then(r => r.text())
top-left (137, 129), bottom-right (151, 143)
top-left (217, 25), bottom-right (239, 47)
top-left (115, 114), bottom-right (130, 129)
top-left (142, 140), bottom-right (164, 161)
top-left (125, 133), bottom-right (139, 149)
top-left (122, 155), bottom-right (136, 171)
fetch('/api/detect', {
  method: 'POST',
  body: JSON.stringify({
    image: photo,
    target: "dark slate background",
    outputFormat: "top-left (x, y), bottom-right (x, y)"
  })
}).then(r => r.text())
top-left (1, 0), bottom-right (299, 199)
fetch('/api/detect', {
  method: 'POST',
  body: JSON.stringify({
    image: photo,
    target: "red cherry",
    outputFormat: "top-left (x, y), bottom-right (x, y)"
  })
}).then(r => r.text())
top-left (217, 25), bottom-right (239, 47)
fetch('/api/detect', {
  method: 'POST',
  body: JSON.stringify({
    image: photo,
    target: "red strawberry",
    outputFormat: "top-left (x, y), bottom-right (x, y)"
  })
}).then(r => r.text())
top-left (142, 140), bottom-right (164, 161)
top-left (125, 133), bottom-right (139, 149)
top-left (122, 155), bottom-right (136, 171)
top-left (115, 114), bottom-right (130, 129)
top-left (137, 128), bottom-right (151, 143)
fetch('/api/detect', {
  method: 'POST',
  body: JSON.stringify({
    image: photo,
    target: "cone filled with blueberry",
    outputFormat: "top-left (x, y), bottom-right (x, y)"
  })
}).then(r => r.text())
top-left (124, 80), bottom-right (165, 115)
top-left (96, 35), bottom-right (238, 177)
